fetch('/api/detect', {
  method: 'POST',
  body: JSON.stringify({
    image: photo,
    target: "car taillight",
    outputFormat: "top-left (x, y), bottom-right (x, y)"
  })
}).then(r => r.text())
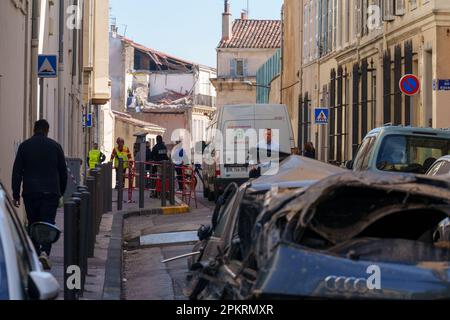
top-left (215, 169), bottom-right (221, 177)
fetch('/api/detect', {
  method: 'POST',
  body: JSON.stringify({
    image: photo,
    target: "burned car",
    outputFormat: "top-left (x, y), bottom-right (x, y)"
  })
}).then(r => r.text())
top-left (186, 156), bottom-right (344, 298)
top-left (189, 172), bottom-right (450, 300)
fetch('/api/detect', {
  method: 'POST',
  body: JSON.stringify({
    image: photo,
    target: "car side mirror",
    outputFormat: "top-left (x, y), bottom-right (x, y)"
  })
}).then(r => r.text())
top-left (29, 222), bottom-right (61, 246)
top-left (346, 160), bottom-right (354, 170)
top-left (28, 271), bottom-right (60, 300)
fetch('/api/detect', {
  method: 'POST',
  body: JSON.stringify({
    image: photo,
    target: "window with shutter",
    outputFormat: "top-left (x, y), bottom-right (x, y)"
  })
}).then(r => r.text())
top-left (395, 0), bottom-right (405, 15)
top-left (328, 0), bottom-right (333, 53)
top-left (315, 0), bottom-right (320, 58)
top-left (310, 0), bottom-right (314, 59)
top-left (382, 0), bottom-right (394, 21)
top-left (230, 59), bottom-right (237, 78)
top-left (322, 0), bottom-right (328, 54)
top-left (344, 0), bottom-right (350, 45)
top-left (236, 59), bottom-right (244, 77)
top-left (243, 59), bottom-right (249, 77)
top-left (354, 0), bottom-right (362, 39)
top-left (304, 3), bottom-right (309, 62)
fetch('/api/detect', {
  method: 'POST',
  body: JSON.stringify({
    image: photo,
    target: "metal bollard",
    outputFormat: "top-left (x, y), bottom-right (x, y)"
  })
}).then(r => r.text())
top-left (93, 169), bottom-right (102, 234)
top-left (161, 161), bottom-right (167, 207)
top-left (168, 162), bottom-right (175, 206)
top-left (117, 159), bottom-right (124, 211)
top-left (108, 162), bottom-right (113, 212)
top-left (139, 162), bottom-right (145, 209)
top-left (64, 200), bottom-right (79, 300)
top-left (86, 177), bottom-right (96, 258)
top-left (79, 190), bottom-right (90, 294)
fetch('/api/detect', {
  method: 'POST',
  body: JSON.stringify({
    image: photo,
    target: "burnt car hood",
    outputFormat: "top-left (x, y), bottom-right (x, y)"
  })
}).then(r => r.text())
top-left (282, 172), bottom-right (450, 244)
top-left (250, 156), bottom-right (345, 191)
top-left (253, 242), bottom-right (450, 300)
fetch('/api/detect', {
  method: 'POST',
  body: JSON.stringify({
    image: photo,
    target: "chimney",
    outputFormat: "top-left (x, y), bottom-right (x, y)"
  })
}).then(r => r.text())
top-left (222, 0), bottom-right (232, 41)
top-left (241, 10), bottom-right (248, 20)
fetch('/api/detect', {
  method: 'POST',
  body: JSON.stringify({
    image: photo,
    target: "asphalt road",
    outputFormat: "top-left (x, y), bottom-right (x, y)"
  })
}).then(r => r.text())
top-left (122, 192), bottom-right (215, 300)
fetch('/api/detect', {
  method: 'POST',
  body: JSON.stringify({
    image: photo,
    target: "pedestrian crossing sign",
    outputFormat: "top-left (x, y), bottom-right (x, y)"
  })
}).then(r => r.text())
top-left (315, 108), bottom-right (329, 125)
top-left (38, 55), bottom-right (58, 78)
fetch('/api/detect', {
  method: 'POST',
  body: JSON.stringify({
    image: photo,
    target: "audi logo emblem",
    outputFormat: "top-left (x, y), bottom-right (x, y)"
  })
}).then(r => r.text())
top-left (324, 276), bottom-right (369, 293)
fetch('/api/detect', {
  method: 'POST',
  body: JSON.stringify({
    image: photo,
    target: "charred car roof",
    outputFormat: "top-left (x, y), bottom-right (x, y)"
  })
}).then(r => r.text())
top-left (279, 172), bottom-right (450, 244)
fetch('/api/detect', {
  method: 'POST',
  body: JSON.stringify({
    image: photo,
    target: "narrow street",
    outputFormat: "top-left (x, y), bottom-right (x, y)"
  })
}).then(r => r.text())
top-left (122, 192), bottom-right (214, 300)
top-left (2, 0), bottom-right (450, 309)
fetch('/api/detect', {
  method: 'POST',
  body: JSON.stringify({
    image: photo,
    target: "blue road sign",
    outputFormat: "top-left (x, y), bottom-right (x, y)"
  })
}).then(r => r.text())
top-left (38, 55), bottom-right (58, 78)
top-left (315, 108), bottom-right (329, 125)
top-left (399, 74), bottom-right (420, 96)
top-left (433, 79), bottom-right (450, 91)
top-left (83, 114), bottom-right (93, 128)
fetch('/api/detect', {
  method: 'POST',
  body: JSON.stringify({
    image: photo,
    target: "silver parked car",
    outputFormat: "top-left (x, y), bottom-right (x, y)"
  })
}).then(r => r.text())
top-left (0, 183), bottom-right (60, 300)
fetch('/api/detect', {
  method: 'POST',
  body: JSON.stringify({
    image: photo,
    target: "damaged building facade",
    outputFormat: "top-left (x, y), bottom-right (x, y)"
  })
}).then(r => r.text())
top-left (109, 28), bottom-right (217, 150)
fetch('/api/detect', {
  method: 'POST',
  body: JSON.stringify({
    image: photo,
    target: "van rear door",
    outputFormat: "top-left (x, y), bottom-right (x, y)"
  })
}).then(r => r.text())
top-left (254, 105), bottom-right (294, 154)
top-left (221, 105), bottom-right (255, 178)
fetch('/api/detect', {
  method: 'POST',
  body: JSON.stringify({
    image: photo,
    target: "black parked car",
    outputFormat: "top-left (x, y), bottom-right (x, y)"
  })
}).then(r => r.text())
top-left (186, 156), bottom-right (344, 298)
top-left (188, 172), bottom-right (450, 300)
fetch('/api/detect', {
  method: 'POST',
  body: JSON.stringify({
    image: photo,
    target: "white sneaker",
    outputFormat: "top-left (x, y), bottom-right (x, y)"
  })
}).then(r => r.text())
top-left (39, 252), bottom-right (52, 270)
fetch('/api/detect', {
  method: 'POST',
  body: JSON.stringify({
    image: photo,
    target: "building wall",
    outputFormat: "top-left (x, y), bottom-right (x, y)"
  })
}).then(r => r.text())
top-left (269, 75), bottom-right (282, 103)
top-left (197, 67), bottom-right (217, 97)
top-left (149, 73), bottom-right (195, 97)
top-left (281, 0), bottom-right (302, 145)
top-left (217, 48), bottom-right (278, 77)
top-left (295, 0), bottom-right (450, 163)
top-left (109, 33), bottom-right (127, 111)
top-left (135, 112), bottom-right (189, 146)
top-left (0, 0), bottom-right (31, 197)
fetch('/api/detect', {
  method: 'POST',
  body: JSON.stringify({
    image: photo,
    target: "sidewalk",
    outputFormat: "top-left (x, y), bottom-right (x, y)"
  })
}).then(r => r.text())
top-left (50, 188), bottom-right (185, 300)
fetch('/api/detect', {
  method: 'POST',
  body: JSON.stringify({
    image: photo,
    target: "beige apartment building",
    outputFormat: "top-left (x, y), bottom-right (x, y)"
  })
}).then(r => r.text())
top-left (284, 0), bottom-right (450, 163)
top-left (212, 1), bottom-right (281, 109)
top-left (0, 0), bottom-right (111, 197)
top-left (280, 0), bottom-right (303, 145)
top-left (0, 0), bottom-right (32, 193)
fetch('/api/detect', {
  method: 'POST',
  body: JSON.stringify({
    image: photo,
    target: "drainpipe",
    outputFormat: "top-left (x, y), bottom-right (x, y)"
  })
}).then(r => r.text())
top-left (58, 0), bottom-right (65, 146)
top-left (30, 0), bottom-right (41, 132)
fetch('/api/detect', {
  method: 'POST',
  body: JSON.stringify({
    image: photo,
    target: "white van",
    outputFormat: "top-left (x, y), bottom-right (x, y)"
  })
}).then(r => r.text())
top-left (202, 104), bottom-right (295, 201)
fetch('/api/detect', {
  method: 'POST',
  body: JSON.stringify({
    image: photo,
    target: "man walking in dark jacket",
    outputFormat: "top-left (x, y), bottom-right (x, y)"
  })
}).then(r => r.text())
top-left (12, 120), bottom-right (68, 269)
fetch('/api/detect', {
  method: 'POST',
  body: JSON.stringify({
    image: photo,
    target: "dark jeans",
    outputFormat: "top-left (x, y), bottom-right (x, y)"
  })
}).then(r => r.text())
top-left (23, 193), bottom-right (59, 256)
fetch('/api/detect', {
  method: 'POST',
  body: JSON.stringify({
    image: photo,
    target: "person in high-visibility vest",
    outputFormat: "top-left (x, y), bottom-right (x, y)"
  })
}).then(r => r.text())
top-left (87, 143), bottom-right (106, 170)
top-left (110, 138), bottom-right (133, 187)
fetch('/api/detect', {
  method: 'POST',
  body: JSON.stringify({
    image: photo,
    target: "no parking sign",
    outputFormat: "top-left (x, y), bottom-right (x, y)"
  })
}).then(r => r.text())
top-left (399, 74), bottom-right (420, 96)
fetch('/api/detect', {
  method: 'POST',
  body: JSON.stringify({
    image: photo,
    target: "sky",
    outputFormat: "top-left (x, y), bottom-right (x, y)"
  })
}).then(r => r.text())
top-left (110, 0), bottom-right (283, 67)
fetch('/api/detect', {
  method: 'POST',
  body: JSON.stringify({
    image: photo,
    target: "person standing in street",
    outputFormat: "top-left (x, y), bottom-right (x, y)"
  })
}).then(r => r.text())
top-left (87, 143), bottom-right (106, 170)
top-left (303, 142), bottom-right (316, 159)
top-left (111, 137), bottom-right (133, 188)
top-left (150, 135), bottom-right (169, 197)
top-left (145, 141), bottom-right (153, 188)
top-left (11, 119), bottom-right (68, 270)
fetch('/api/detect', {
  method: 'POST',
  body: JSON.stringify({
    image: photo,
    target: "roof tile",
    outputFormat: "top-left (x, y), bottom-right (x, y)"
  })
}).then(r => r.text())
top-left (218, 19), bottom-right (281, 49)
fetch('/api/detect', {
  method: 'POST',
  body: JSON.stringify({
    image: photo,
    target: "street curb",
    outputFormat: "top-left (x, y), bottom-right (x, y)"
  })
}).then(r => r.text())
top-left (102, 211), bottom-right (124, 300)
top-left (102, 200), bottom-right (190, 299)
